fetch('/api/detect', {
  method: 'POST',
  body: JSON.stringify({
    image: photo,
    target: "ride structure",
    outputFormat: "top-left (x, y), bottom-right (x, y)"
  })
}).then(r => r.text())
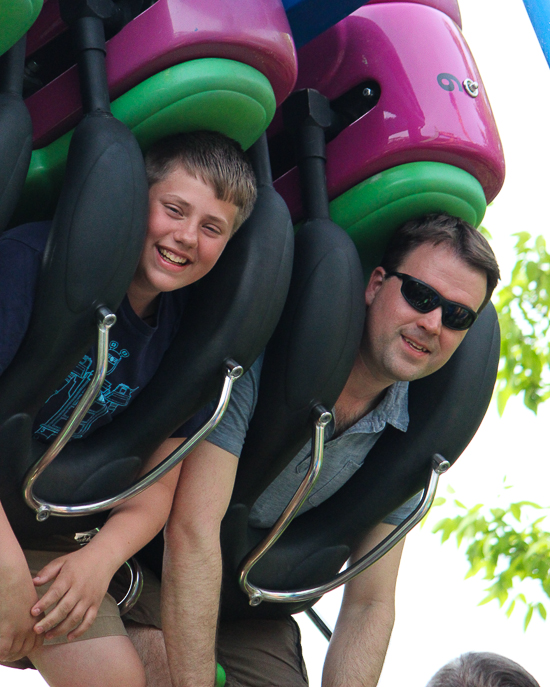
top-left (0, 0), bottom-right (506, 681)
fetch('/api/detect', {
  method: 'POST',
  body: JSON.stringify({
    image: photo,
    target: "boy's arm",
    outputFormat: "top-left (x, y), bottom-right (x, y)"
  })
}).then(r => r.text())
top-left (31, 438), bottom-right (183, 640)
top-left (321, 523), bottom-right (405, 687)
top-left (161, 439), bottom-right (238, 687)
top-left (0, 502), bottom-right (44, 661)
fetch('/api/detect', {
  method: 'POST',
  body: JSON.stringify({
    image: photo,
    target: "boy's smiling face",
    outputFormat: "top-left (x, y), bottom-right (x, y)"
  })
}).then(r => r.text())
top-left (128, 165), bottom-right (238, 317)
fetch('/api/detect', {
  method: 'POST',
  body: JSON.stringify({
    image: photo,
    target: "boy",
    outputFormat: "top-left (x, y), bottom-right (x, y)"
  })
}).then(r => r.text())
top-left (0, 130), bottom-right (257, 687)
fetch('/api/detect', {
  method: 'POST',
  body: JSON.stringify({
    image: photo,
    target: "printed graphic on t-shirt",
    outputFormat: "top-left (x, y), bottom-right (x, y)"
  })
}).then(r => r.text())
top-left (34, 341), bottom-right (138, 441)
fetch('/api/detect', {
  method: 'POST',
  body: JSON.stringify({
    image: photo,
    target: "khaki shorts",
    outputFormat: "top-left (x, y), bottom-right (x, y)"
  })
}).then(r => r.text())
top-left (3, 536), bottom-right (162, 670)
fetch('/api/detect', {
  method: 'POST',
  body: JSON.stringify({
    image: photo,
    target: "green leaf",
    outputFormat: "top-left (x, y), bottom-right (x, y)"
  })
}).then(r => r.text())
top-left (510, 503), bottom-right (522, 521)
top-left (524, 605), bottom-right (534, 630)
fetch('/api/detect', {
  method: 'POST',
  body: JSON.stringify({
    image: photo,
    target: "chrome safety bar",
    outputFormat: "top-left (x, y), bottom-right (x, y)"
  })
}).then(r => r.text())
top-left (118, 557), bottom-right (144, 616)
top-left (74, 529), bottom-right (143, 615)
top-left (239, 453), bottom-right (450, 605)
top-left (23, 306), bottom-right (117, 516)
top-left (239, 406), bottom-right (333, 606)
top-left (25, 360), bottom-right (243, 521)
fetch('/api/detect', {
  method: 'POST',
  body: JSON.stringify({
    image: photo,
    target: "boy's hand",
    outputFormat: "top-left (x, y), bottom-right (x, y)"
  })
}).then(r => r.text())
top-left (0, 563), bottom-right (44, 662)
top-left (31, 546), bottom-right (114, 641)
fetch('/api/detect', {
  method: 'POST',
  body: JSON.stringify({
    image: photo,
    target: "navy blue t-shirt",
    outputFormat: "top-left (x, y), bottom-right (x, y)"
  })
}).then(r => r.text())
top-left (0, 222), bottom-right (202, 441)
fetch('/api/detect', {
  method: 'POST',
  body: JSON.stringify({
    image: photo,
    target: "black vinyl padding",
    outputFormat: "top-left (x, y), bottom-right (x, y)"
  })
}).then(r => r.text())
top-left (219, 303), bottom-right (500, 619)
top-left (0, 39), bottom-right (32, 234)
top-left (232, 218), bottom-right (366, 504)
top-left (0, 109), bottom-right (149, 538)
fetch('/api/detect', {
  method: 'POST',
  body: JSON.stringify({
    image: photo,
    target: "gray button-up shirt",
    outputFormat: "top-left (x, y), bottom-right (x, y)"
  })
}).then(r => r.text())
top-left (249, 381), bottom-right (412, 528)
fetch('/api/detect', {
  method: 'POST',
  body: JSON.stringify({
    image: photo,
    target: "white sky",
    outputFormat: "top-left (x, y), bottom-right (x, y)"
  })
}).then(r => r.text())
top-left (2, 0), bottom-right (549, 685)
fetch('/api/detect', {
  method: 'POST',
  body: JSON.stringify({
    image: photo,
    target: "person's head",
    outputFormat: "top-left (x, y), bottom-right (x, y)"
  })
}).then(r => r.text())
top-left (144, 130), bottom-right (257, 232)
top-left (360, 213), bottom-right (500, 387)
top-left (380, 213), bottom-right (500, 311)
top-left (426, 652), bottom-right (540, 687)
top-left (129, 131), bottom-right (257, 316)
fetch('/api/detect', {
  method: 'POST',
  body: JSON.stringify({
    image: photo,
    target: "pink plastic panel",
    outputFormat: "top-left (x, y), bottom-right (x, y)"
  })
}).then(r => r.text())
top-left (26, 0), bottom-right (297, 147)
top-left (368, 0), bottom-right (461, 27)
top-left (273, 3), bottom-right (504, 220)
top-left (26, 0), bottom-right (65, 56)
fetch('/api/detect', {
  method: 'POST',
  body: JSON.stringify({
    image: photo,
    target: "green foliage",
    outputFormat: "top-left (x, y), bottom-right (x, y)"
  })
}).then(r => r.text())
top-left (432, 491), bottom-right (550, 630)
top-left (495, 231), bottom-right (550, 414)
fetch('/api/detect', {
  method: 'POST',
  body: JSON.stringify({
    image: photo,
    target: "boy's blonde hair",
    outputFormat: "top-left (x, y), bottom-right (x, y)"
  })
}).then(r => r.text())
top-left (145, 131), bottom-right (257, 234)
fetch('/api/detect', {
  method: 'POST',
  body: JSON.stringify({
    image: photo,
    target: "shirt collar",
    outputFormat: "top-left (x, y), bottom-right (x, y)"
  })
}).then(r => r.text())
top-left (339, 380), bottom-right (409, 436)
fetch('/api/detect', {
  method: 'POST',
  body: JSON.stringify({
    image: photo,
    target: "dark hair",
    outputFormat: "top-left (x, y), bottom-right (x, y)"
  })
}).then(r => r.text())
top-left (380, 214), bottom-right (500, 311)
top-left (426, 652), bottom-right (540, 687)
top-left (144, 131), bottom-right (257, 233)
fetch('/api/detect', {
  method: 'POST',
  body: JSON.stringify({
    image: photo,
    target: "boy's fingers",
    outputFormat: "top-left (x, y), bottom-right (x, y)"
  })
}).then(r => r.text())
top-left (43, 602), bottom-right (90, 640)
top-left (31, 582), bottom-right (68, 617)
top-left (66, 607), bottom-right (97, 641)
top-left (33, 559), bottom-right (65, 585)
top-left (34, 594), bottom-right (75, 635)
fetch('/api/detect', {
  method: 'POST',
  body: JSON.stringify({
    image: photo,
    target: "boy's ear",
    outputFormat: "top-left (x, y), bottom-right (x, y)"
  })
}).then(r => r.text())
top-left (364, 266), bottom-right (386, 306)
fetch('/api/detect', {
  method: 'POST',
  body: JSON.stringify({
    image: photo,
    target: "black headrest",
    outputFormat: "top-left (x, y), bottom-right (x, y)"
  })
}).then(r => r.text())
top-left (0, 38), bottom-right (32, 233)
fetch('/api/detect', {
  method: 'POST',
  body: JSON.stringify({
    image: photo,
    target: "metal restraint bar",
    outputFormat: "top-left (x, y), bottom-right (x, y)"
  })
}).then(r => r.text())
top-left (75, 528), bottom-right (143, 615)
top-left (239, 406), bottom-right (332, 606)
top-left (24, 360), bottom-right (243, 521)
top-left (23, 306), bottom-right (116, 515)
top-left (239, 453), bottom-right (450, 605)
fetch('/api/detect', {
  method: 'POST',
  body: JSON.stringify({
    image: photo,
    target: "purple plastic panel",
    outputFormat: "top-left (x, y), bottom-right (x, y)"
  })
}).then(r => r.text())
top-left (368, 0), bottom-right (461, 28)
top-left (26, 0), bottom-right (297, 147)
top-left (26, 0), bottom-right (65, 56)
top-left (273, 3), bottom-right (504, 220)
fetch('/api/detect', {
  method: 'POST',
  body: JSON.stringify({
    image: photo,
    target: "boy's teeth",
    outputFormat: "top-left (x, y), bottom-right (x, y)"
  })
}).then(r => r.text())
top-left (159, 247), bottom-right (188, 265)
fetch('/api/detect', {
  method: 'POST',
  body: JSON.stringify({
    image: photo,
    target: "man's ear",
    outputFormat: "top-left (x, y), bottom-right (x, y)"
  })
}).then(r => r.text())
top-left (364, 266), bottom-right (386, 306)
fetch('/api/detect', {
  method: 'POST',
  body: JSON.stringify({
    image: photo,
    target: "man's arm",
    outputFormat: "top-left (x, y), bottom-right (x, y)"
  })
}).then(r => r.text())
top-left (322, 523), bottom-right (405, 687)
top-left (162, 439), bottom-right (238, 687)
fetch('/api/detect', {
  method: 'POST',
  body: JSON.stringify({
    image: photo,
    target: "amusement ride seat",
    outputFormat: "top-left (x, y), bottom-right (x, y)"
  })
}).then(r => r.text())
top-left (218, 1), bottom-right (504, 619)
top-left (0, 0), bottom-right (295, 546)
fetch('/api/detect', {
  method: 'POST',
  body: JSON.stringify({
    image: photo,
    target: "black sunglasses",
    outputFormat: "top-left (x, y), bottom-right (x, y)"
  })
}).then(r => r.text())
top-left (385, 271), bottom-right (478, 331)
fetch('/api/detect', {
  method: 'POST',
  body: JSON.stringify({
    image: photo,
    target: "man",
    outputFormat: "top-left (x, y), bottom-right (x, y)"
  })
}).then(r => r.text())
top-left (426, 652), bottom-right (540, 687)
top-left (126, 213), bottom-right (500, 687)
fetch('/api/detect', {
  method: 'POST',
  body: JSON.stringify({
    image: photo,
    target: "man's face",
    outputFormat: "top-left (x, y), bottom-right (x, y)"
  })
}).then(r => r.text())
top-left (131, 165), bottom-right (238, 303)
top-left (360, 242), bottom-right (487, 386)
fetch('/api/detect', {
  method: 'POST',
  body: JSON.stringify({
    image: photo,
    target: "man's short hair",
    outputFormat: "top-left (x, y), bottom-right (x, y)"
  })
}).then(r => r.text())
top-left (426, 652), bottom-right (540, 687)
top-left (380, 213), bottom-right (500, 311)
top-left (144, 131), bottom-right (257, 233)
